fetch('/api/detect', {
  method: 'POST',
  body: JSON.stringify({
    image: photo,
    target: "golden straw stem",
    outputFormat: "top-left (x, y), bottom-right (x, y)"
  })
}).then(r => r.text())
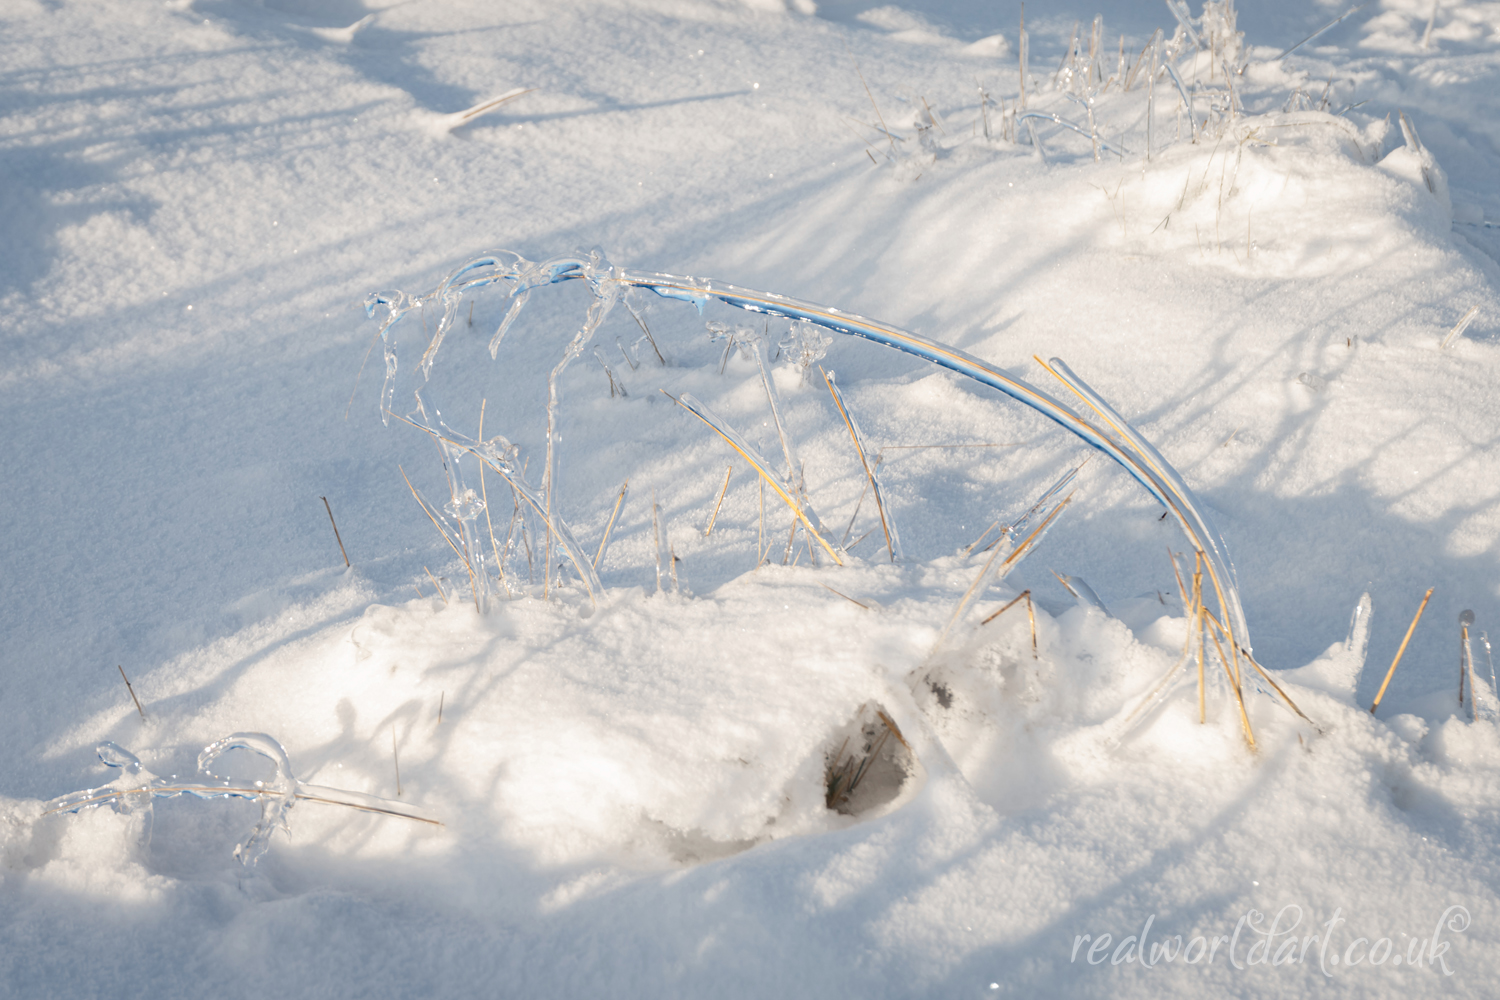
top-left (423, 565), bottom-right (447, 605)
top-left (822, 584), bottom-right (869, 610)
top-left (1194, 553), bottom-right (1205, 724)
top-left (980, 589), bottom-right (1032, 626)
top-left (705, 465), bottom-right (732, 537)
top-left (1026, 592), bottom-right (1038, 658)
top-left (662, 390), bottom-right (843, 565)
top-left (966, 519), bottom-right (1001, 555)
top-left (1203, 606), bottom-right (1314, 725)
top-left (1370, 587), bottom-right (1435, 715)
top-left (875, 709), bottom-right (912, 751)
top-left (1207, 619), bottom-right (1256, 750)
top-left (594, 480), bottom-right (629, 570)
top-left (401, 465), bottom-right (468, 569)
top-left (822, 367), bottom-right (895, 562)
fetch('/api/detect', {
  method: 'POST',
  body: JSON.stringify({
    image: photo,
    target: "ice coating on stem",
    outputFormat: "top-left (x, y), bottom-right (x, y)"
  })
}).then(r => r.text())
top-left (410, 392), bottom-right (493, 613)
top-left (1038, 357), bottom-right (1249, 657)
top-left (46, 733), bottom-right (441, 867)
top-left (750, 334), bottom-right (801, 489)
top-left (938, 488), bottom-right (1072, 647)
top-left (364, 290), bottom-right (417, 426)
top-left (1055, 571), bottom-right (1108, 612)
top-left (199, 732), bottom-right (298, 866)
top-left (475, 428), bottom-right (602, 600)
top-left (46, 743), bottom-right (160, 831)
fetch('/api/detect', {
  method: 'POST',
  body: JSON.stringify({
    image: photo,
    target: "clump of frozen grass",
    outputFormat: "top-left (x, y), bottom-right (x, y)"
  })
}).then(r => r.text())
top-left (871, 1), bottom-right (1270, 170)
top-left (364, 249), bottom-right (1253, 663)
top-left (358, 246), bottom-right (1282, 762)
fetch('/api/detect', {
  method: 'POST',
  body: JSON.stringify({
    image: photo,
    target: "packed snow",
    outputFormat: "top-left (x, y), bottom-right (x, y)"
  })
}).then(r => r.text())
top-left (3, 0), bottom-right (1500, 996)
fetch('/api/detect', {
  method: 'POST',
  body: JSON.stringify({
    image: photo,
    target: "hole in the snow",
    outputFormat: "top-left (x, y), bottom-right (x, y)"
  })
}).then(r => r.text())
top-left (824, 702), bottom-right (916, 816)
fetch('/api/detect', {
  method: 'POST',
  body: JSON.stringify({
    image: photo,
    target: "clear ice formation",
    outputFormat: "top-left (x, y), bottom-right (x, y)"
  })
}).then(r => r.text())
top-left (1015, 111), bottom-right (1128, 156)
top-left (45, 733), bottom-right (440, 867)
top-left (779, 321), bottom-right (832, 382)
top-left (365, 250), bottom-right (1250, 652)
top-left (1346, 592), bottom-right (1373, 666)
top-left (1054, 572), bottom-right (1109, 612)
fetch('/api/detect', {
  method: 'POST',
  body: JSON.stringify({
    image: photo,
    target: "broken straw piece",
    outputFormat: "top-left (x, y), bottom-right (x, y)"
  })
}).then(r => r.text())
top-left (1440, 305), bottom-right (1480, 349)
top-left (419, 87), bottom-right (536, 135)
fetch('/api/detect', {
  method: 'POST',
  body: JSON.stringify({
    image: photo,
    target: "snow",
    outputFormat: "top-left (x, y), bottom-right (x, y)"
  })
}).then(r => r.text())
top-left (4, 0), bottom-right (1500, 996)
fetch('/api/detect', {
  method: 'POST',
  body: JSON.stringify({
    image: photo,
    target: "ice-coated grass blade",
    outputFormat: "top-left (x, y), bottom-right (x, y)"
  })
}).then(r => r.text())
top-left (1052, 570), bottom-right (1108, 612)
top-left (1204, 607), bottom-right (1316, 728)
top-left (595, 480), bottom-right (629, 570)
top-left (1165, 0), bottom-right (1203, 50)
top-left (1033, 356), bottom-right (1250, 662)
top-left (1163, 60), bottom-right (1197, 140)
top-left (705, 466), bottom-right (731, 538)
top-left (390, 412), bottom-right (605, 605)
top-left (1482, 631), bottom-right (1497, 699)
top-left (752, 335), bottom-right (801, 487)
top-left (937, 490), bottom-right (1072, 647)
top-left (46, 734), bottom-right (442, 870)
top-left (822, 368), bottom-right (902, 563)
top-left (1347, 591), bottom-right (1373, 663)
top-left (663, 390), bottom-right (843, 566)
top-left (1273, 4), bottom-right (1367, 62)
top-left (1016, 111), bottom-right (1128, 156)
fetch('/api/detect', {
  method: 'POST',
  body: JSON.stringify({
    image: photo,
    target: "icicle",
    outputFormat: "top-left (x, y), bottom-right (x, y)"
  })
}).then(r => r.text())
top-left (652, 492), bottom-right (668, 595)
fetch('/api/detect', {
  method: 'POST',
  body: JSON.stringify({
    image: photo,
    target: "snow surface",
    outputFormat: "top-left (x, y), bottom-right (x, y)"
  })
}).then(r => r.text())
top-left (4, 0), bottom-right (1500, 996)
